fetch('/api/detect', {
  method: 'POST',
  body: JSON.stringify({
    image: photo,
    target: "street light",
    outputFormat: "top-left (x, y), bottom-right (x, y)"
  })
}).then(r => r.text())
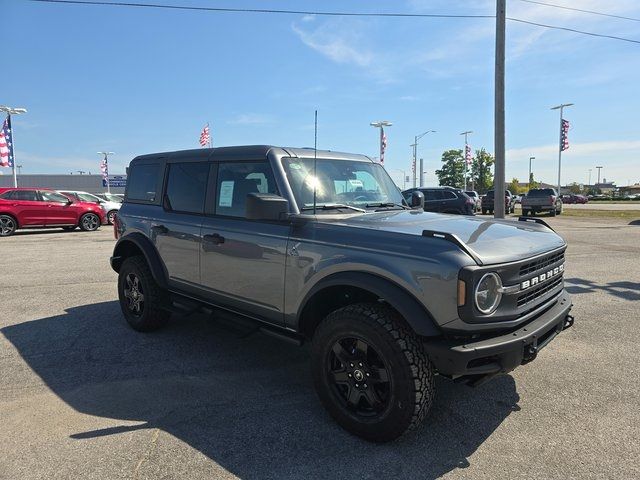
top-left (97, 151), bottom-right (115, 193)
top-left (370, 121), bottom-right (392, 164)
top-left (460, 131), bottom-right (473, 190)
top-left (0, 105), bottom-right (28, 187)
top-left (596, 166), bottom-right (603, 185)
top-left (410, 130), bottom-right (435, 188)
top-left (528, 156), bottom-right (535, 190)
top-left (551, 103), bottom-right (574, 195)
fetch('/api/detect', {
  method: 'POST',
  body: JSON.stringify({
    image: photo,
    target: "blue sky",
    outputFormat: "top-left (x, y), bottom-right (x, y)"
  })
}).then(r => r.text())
top-left (3, 0), bottom-right (640, 187)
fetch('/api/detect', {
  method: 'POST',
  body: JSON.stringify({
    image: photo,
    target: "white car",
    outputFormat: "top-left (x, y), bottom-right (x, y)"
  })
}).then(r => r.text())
top-left (95, 192), bottom-right (123, 204)
top-left (58, 190), bottom-right (121, 225)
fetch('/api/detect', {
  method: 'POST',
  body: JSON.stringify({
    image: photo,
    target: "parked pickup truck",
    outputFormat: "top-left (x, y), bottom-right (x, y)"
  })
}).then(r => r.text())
top-left (111, 146), bottom-right (574, 442)
top-left (481, 189), bottom-right (515, 215)
top-left (522, 188), bottom-right (563, 216)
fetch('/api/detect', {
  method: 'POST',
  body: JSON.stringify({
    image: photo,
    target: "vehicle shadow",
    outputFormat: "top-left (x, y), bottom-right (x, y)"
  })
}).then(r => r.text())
top-left (2, 302), bottom-right (520, 479)
top-left (564, 277), bottom-right (640, 301)
top-left (13, 228), bottom-right (73, 236)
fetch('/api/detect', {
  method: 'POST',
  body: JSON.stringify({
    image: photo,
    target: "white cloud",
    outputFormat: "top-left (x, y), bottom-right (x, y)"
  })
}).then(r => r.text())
top-left (227, 113), bottom-right (275, 126)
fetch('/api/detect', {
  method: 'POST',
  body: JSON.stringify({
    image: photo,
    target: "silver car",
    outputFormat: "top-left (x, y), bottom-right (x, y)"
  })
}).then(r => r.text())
top-left (58, 190), bottom-right (121, 225)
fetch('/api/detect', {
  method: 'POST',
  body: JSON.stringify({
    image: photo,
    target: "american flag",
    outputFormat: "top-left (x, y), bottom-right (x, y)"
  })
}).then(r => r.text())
top-left (0, 116), bottom-right (14, 168)
top-left (100, 158), bottom-right (108, 186)
top-left (561, 119), bottom-right (570, 151)
top-left (199, 124), bottom-right (210, 147)
top-left (465, 144), bottom-right (473, 165)
top-left (380, 127), bottom-right (387, 163)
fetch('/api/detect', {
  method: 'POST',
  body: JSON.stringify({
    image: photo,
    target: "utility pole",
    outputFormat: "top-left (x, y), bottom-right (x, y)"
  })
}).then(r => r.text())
top-left (410, 130), bottom-right (435, 189)
top-left (460, 130), bottom-right (473, 191)
top-left (97, 151), bottom-right (115, 193)
top-left (596, 166), bottom-right (603, 185)
top-left (419, 158), bottom-right (424, 187)
top-left (493, 0), bottom-right (506, 218)
top-left (588, 168), bottom-right (592, 187)
top-left (551, 102), bottom-right (574, 195)
top-left (410, 142), bottom-right (417, 188)
top-left (0, 105), bottom-right (28, 188)
top-left (528, 156), bottom-right (535, 190)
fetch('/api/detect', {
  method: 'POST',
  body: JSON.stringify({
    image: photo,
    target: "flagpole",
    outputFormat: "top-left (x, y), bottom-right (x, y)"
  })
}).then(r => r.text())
top-left (10, 116), bottom-right (17, 188)
top-left (551, 103), bottom-right (574, 195)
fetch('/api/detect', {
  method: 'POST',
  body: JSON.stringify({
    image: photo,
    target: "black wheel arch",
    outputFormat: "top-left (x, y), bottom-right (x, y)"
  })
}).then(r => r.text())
top-left (110, 233), bottom-right (169, 289)
top-left (296, 271), bottom-right (442, 340)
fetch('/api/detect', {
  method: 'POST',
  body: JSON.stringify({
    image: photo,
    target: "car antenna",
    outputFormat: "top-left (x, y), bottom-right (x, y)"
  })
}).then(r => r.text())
top-left (313, 109), bottom-right (318, 215)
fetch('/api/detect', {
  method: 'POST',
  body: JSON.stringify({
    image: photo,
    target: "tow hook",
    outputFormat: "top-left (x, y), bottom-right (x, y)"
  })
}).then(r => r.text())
top-left (563, 314), bottom-right (575, 330)
top-left (522, 344), bottom-right (538, 364)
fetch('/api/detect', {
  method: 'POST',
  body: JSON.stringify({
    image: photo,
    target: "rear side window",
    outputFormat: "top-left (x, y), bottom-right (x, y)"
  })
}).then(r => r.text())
top-left (2, 190), bottom-right (39, 201)
top-left (215, 161), bottom-right (278, 217)
top-left (443, 191), bottom-right (457, 199)
top-left (127, 163), bottom-right (160, 202)
top-left (165, 162), bottom-right (209, 214)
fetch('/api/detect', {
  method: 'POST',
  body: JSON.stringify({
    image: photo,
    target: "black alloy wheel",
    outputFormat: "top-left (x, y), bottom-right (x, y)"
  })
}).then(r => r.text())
top-left (0, 215), bottom-right (17, 237)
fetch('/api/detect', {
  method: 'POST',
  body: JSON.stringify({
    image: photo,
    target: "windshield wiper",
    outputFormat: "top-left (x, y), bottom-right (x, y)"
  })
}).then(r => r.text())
top-left (365, 202), bottom-right (410, 210)
top-left (301, 204), bottom-right (367, 213)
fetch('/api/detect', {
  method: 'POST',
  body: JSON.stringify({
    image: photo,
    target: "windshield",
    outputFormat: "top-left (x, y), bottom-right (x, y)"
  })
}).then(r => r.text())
top-left (76, 192), bottom-right (101, 203)
top-left (281, 157), bottom-right (404, 211)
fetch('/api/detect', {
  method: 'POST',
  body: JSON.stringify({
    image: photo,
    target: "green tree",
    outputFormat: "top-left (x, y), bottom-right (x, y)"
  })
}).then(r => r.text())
top-left (435, 149), bottom-right (465, 188)
top-left (568, 182), bottom-right (582, 194)
top-left (469, 148), bottom-right (494, 193)
top-left (527, 172), bottom-right (540, 191)
top-left (509, 178), bottom-right (523, 195)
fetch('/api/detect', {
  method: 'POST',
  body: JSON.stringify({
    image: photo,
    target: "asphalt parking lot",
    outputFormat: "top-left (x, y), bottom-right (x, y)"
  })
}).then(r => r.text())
top-left (1, 216), bottom-right (639, 480)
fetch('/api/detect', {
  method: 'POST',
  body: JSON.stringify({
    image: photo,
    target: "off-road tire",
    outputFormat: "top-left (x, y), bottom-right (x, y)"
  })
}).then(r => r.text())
top-left (311, 302), bottom-right (435, 442)
top-left (117, 256), bottom-right (171, 332)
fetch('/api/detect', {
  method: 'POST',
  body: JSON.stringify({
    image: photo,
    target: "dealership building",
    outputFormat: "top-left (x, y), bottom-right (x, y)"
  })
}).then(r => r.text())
top-left (0, 174), bottom-right (127, 194)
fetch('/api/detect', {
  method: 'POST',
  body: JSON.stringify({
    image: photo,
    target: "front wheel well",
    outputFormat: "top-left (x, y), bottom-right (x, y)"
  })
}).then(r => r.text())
top-left (111, 240), bottom-right (144, 272)
top-left (0, 213), bottom-right (19, 228)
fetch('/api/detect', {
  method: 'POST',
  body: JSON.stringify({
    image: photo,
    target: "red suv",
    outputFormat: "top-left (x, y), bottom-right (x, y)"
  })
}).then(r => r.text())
top-left (0, 187), bottom-right (106, 237)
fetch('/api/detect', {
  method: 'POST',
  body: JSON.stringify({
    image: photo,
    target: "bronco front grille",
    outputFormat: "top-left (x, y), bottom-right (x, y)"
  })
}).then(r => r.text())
top-left (519, 250), bottom-right (565, 277)
top-left (517, 275), bottom-right (563, 307)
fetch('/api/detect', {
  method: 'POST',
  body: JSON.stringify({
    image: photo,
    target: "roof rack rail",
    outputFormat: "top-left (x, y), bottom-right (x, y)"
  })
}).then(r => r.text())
top-left (422, 230), bottom-right (483, 265)
top-left (517, 216), bottom-right (555, 232)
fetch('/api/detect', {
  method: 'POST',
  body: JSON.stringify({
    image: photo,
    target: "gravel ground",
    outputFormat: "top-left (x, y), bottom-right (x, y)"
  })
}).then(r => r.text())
top-left (1, 217), bottom-right (639, 480)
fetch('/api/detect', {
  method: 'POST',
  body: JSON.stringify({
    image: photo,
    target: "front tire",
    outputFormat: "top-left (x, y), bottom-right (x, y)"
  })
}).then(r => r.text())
top-left (79, 213), bottom-right (101, 231)
top-left (117, 256), bottom-right (171, 332)
top-left (311, 303), bottom-right (435, 442)
top-left (0, 214), bottom-right (17, 237)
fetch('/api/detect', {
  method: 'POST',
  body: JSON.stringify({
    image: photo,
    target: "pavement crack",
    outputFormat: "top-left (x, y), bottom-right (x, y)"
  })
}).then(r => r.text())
top-left (132, 427), bottom-right (160, 480)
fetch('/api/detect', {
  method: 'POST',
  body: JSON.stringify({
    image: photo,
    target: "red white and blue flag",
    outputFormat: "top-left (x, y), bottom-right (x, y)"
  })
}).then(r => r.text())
top-left (380, 127), bottom-right (387, 163)
top-left (0, 116), bottom-right (14, 168)
top-left (465, 144), bottom-right (473, 165)
top-left (199, 124), bottom-right (210, 147)
top-left (561, 119), bottom-right (570, 151)
top-left (100, 158), bottom-right (109, 185)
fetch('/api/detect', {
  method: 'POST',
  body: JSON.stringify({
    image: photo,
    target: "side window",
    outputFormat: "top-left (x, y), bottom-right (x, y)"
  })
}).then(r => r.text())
top-left (41, 191), bottom-right (71, 203)
top-left (215, 161), bottom-right (278, 217)
top-left (165, 162), bottom-right (209, 214)
top-left (127, 163), bottom-right (160, 202)
top-left (443, 191), bottom-right (457, 199)
top-left (9, 190), bottom-right (39, 201)
top-left (423, 189), bottom-right (437, 201)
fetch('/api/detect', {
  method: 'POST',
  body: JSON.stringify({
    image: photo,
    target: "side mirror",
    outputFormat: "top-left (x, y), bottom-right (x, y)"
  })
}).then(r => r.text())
top-left (246, 193), bottom-right (288, 221)
top-left (410, 190), bottom-right (425, 210)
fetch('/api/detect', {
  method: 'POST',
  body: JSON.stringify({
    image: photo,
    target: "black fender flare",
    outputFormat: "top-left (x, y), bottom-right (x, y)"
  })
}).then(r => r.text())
top-left (110, 233), bottom-right (169, 289)
top-left (298, 271), bottom-right (441, 337)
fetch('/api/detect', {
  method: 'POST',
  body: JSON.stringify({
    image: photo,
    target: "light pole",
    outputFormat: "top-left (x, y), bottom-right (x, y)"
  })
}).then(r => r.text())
top-left (460, 131), bottom-right (473, 191)
top-left (551, 103), bottom-right (574, 195)
top-left (588, 168), bottom-right (592, 187)
top-left (0, 105), bottom-right (28, 188)
top-left (410, 130), bottom-right (435, 188)
top-left (370, 121), bottom-right (392, 164)
top-left (388, 168), bottom-right (408, 190)
top-left (596, 165), bottom-right (603, 186)
top-left (97, 151), bottom-right (115, 193)
top-left (528, 156), bottom-right (535, 190)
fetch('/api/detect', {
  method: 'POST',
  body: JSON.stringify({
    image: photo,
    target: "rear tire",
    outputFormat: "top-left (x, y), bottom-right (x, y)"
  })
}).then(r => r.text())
top-left (79, 213), bottom-right (100, 231)
top-left (117, 256), bottom-right (171, 332)
top-left (550, 208), bottom-right (557, 217)
top-left (0, 214), bottom-right (17, 237)
top-left (311, 303), bottom-right (435, 442)
top-left (481, 209), bottom-right (487, 215)
top-left (522, 209), bottom-right (529, 216)
top-left (107, 210), bottom-right (118, 225)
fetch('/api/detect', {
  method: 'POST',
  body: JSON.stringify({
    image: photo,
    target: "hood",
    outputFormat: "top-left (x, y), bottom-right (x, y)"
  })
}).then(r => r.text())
top-left (326, 210), bottom-right (566, 265)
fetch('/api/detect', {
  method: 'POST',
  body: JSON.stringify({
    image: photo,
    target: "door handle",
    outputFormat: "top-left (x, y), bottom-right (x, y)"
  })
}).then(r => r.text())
top-left (203, 233), bottom-right (225, 245)
top-left (151, 224), bottom-right (168, 234)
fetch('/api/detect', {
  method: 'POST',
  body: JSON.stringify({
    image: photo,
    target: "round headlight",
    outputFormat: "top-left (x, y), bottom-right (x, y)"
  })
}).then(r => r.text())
top-left (475, 273), bottom-right (503, 314)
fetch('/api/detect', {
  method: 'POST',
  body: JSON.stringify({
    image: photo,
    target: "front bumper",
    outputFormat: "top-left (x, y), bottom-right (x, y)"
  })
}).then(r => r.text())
top-left (424, 290), bottom-right (572, 378)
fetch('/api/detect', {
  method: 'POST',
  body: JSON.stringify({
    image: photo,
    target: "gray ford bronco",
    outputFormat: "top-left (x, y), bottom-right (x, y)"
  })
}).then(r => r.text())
top-left (111, 146), bottom-right (574, 442)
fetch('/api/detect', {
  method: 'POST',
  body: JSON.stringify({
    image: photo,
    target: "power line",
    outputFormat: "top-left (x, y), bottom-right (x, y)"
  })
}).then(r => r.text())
top-left (28, 0), bottom-right (494, 18)
top-left (516, 0), bottom-right (640, 23)
top-left (27, 0), bottom-right (640, 45)
top-left (507, 17), bottom-right (640, 45)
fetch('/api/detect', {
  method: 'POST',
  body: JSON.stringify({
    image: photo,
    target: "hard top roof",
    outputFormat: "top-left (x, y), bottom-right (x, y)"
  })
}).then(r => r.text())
top-left (131, 145), bottom-right (374, 164)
